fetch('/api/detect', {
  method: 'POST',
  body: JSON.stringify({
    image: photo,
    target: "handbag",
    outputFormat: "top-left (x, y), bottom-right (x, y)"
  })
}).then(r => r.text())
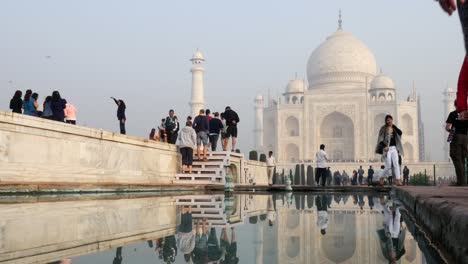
top-left (376, 141), bottom-right (386, 155)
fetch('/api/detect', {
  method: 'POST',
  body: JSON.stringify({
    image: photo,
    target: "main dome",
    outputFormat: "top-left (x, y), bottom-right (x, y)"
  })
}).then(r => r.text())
top-left (307, 29), bottom-right (377, 87)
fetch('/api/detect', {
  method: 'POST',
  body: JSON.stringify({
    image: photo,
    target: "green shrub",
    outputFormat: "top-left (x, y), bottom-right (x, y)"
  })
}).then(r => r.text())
top-left (410, 172), bottom-right (431, 186)
top-left (249, 151), bottom-right (258, 161)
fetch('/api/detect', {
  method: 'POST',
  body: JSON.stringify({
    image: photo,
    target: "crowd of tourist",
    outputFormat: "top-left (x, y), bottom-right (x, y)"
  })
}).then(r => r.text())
top-left (9, 89), bottom-right (78, 124)
top-left (145, 107), bottom-right (240, 173)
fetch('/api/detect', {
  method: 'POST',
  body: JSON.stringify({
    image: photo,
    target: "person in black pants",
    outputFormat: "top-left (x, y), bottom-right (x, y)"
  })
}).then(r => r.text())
top-left (368, 165), bottom-right (375, 186)
top-left (402, 166), bottom-right (410, 186)
top-left (111, 97), bottom-right (126, 135)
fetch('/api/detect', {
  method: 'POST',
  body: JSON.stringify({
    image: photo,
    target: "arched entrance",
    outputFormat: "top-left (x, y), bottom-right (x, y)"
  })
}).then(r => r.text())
top-left (320, 112), bottom-right (354, 161)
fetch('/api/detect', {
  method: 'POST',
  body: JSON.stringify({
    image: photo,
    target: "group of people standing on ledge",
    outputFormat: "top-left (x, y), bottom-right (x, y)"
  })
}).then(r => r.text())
top-left (9, 90), bottom-right (77, 124)
top-left (153, 107), bottom-right (239, 174)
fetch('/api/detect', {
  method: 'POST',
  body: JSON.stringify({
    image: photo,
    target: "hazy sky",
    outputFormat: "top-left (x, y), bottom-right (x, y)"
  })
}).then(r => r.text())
top-left (0, 0), bottom-right (464, 161)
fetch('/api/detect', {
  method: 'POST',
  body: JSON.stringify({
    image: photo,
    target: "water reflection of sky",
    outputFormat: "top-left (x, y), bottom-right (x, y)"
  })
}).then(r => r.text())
top-left (0, 193), bottom-right (436, 264)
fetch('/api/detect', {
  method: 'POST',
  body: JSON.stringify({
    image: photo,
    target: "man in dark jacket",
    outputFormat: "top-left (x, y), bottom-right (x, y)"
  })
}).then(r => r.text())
top-left (165, 109), bottom-right (179, 144)
top-left (367, 166), bottom-right (375, 186)
top-left (223, 106), bottom-right (240, 152)
top-left (193, 109), bottom-right (210, 161)
top-left (208, 112), bottom-right (224, 151)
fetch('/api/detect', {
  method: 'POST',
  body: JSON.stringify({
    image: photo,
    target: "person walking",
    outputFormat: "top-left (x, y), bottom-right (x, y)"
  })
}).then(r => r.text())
top-left (376, 115), bottom-right (404, 186)
top-left (51, 91), bottom-right (66, 122)
top-left (111, 97), bottom-right (126, 134)
top-left (437, 1), bottom-right (468, 119)
top-left (9, 90), bottom-right (23, 114)
top-left (193, 109), bottom-right (210, 161)
top-left (446, 100), bottom-right (468, 186)
top-left (176, 120), bottom-right (197, 174)
top-left (208, 112), bottom-right (224, 151)
top-left (266, 151), bottom-right (276, 186)
top-left (165, 109), bottom-right (179, 144)
top-left (403, 166), bottom-right (410, 186)
top-left (315, 144), bottom-right (329, 186)
top-left (64, 100), bottom-right (78, 125)
top-left (357, 165), bottom-right (365, 185)
top-left (223, 106), bottom-right (240, 152)
top-left (41, 96), bottom-right (53, 119)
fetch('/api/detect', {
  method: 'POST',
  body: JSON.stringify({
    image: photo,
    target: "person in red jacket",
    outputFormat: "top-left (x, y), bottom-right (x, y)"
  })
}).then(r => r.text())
top-left (438, 0), bottom-right (468, 117)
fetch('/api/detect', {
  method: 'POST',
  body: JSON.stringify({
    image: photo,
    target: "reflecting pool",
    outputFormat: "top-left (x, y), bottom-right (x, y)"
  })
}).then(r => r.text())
top-left (0, 193), bottom-right (445, 264)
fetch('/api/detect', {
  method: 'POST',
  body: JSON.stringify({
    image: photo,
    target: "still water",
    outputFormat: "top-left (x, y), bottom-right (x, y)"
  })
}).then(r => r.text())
top-left (0, 193), bottom-right (445, 264)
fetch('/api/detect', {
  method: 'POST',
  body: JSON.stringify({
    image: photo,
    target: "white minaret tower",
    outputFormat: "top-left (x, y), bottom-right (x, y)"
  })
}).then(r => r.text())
top-left (190, 50), bottom-right (205, 117)
top-left (443, 87), bottom-right (456, 161)
top-left (254, 94), bottom-right (264, 152)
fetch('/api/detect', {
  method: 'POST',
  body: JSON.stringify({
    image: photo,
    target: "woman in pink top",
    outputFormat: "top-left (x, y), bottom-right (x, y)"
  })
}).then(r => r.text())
top-left (64, 100), bottom-right (78, 125)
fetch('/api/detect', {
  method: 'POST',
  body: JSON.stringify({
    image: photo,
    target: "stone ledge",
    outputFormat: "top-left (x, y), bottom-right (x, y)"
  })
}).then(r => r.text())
top-left (394, 186), bottom-right (468, 264)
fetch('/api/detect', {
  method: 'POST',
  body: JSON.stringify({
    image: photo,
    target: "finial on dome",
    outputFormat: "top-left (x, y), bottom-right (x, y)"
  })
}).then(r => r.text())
top-left (294, 72), bottom-right (298, 80)
top-left (338, 9), bottom-right (342, 30)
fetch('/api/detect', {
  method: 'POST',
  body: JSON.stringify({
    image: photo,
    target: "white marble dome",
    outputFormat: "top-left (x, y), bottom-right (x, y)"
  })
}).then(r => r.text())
top-left (255, 94), bottom-right (264, 101)
top-left (285, 79), bottom-right (305, 94)
top-left (371, 73), bottom-right (395, 89)
top-left (191, 50), bottom-right (205, 61)
top-left (307, 29), bottom-right (377, 87)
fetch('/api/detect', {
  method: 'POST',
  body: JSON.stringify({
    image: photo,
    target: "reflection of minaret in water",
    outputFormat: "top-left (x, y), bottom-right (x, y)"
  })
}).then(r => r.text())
top-left (189, 50), bottom-right (205, 118)
top-left (443, 87), bottom-right (456, 162)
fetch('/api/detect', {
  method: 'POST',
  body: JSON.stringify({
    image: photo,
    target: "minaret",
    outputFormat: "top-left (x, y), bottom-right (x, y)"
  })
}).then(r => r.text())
top-left (190, 50), bottom-right (205, 117)
top-left (254, 94), bottom-right (264, 152)
top-left (443, 87), bottom-right (456, 161)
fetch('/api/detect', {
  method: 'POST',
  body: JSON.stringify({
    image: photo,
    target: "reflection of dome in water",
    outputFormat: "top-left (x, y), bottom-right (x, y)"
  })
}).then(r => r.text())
top-left (307, 29), bottom-right (377, 87)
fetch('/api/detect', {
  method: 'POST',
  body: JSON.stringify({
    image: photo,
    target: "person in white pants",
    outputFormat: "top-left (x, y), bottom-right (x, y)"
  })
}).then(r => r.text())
top-left (376, 115), bottom-right (404, 186)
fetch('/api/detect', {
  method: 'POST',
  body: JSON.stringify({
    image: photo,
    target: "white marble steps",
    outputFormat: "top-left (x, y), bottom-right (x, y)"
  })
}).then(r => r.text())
top-left (174, 152), bottom-right (233, 185)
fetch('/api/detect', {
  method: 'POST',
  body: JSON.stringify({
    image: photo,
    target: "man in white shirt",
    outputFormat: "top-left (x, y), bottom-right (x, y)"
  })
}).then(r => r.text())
top-left (266, 151), bottom-right (276, 186)
top-left (315, 144), bottom-right (329, 186)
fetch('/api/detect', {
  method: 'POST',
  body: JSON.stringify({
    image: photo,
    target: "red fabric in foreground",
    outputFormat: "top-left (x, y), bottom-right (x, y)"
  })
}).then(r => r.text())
top-left (457, 55), bottom-right (468, 112)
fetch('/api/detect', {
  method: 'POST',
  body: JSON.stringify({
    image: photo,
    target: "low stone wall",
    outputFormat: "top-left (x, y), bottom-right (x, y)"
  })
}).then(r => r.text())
top-left (394, 187), bottom-right (468, 264)
top-left (277, 161), bottom-right (455, 180)
top-left (0, 111), bottom-right (179, 185)
top-left (0, 111), bottom-right (270, 190)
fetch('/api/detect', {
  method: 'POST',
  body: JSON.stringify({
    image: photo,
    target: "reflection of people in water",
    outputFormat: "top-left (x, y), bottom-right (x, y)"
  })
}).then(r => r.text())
top-left (162, 235), bottom-right (178, 263)
top-left (267, 195), bottom-right (277, 226)
top-left (378, 203), bottom-right (406, 263)
top-left (315, 195), bottom-right (329, 235)
top-left (358, 194), bottom-right (365, 211)
top-left (113, 247), bottom-right (122, 264)
top-left (178, 206), bottom-right (195, 262)
top-left (220, 227), bottom-right (239, 264)
top-left (193, 218), bottom-right (209, 264)
top-left (368, 194), bottom-right (375, 210)
top-left (207, 227), bottom-right (223, 262)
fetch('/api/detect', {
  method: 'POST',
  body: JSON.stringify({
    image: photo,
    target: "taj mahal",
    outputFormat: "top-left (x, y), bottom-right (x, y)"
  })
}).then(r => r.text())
top-left (252, 18), bottom-right (428, 164)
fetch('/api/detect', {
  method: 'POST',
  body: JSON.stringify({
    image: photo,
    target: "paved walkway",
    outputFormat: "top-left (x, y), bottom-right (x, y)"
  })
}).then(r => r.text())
top-left (394, 186), bottom-right (468, 264)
